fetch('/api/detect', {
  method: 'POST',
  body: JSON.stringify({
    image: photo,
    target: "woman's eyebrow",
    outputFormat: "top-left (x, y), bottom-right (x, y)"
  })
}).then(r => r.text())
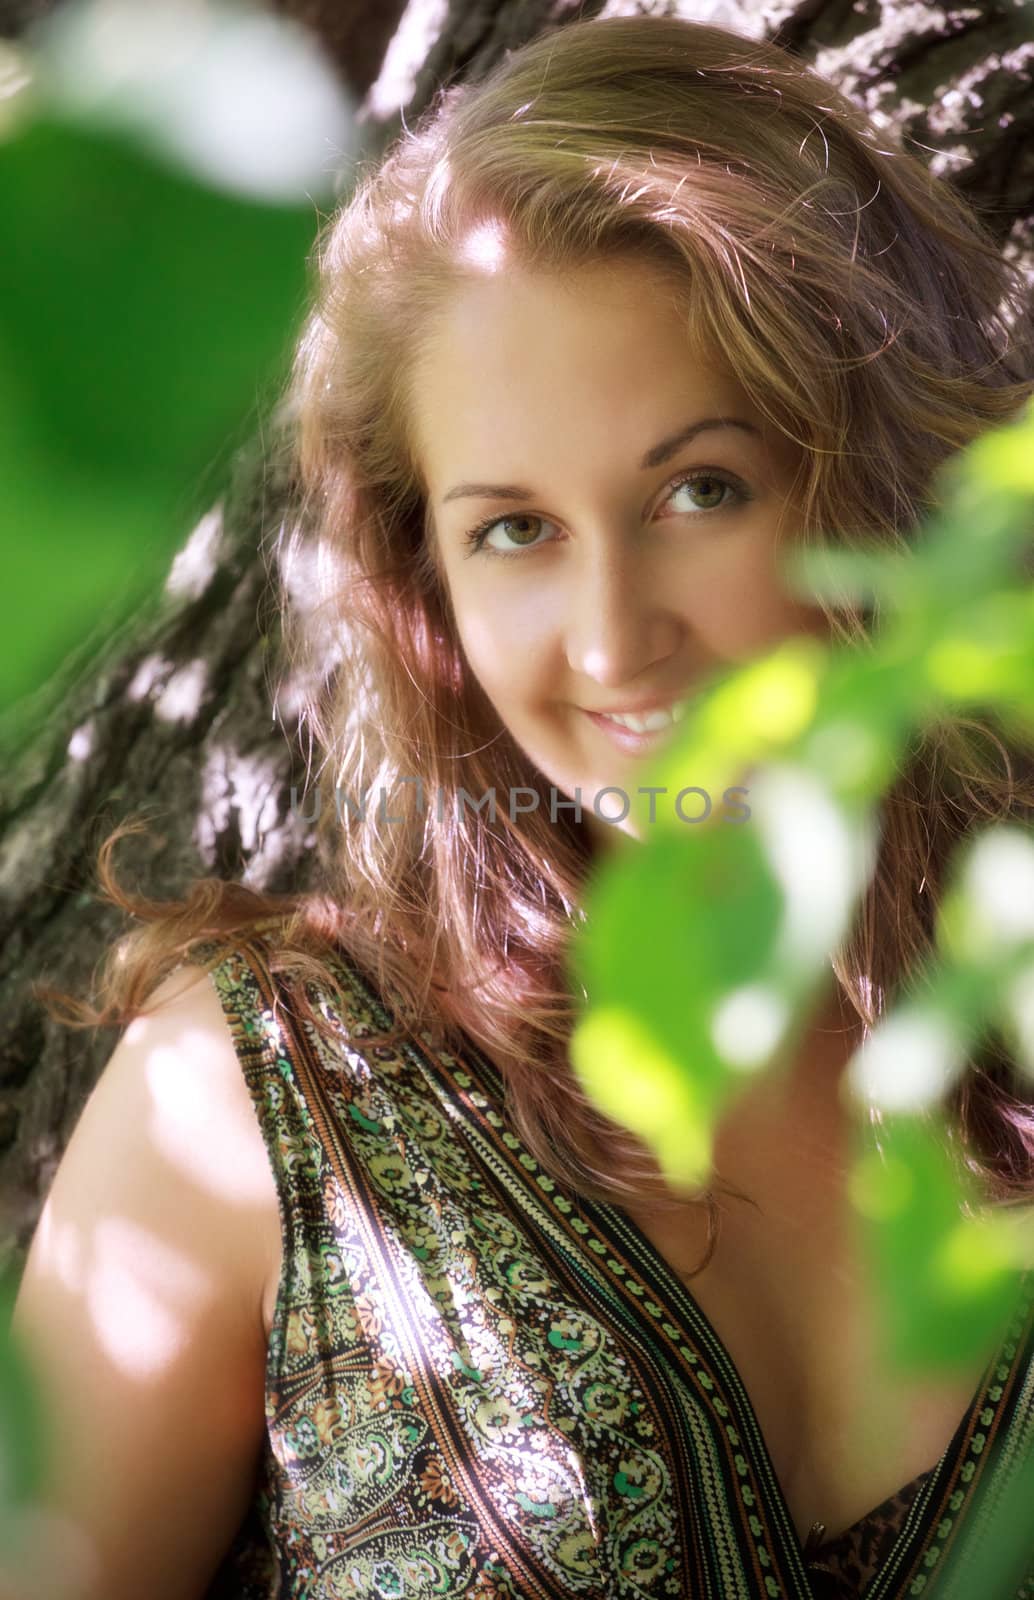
top-left (439, 417), bottom-right (761, 506)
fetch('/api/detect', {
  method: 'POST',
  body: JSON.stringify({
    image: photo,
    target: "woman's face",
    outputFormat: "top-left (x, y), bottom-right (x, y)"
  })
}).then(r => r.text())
top-left (410, 256), bottom-right (827, 849)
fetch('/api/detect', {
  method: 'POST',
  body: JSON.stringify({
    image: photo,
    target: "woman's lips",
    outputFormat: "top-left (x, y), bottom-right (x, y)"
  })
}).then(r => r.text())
top-left (582, 707), bottom-right (684, 754)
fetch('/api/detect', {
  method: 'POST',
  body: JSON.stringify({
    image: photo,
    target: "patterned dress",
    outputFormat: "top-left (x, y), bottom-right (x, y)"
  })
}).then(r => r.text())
top-left (195, 935), bottom-right (1034, 1600)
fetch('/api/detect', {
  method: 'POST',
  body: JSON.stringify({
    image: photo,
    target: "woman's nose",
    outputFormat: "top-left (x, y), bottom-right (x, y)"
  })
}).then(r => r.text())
top-left (564, 543), bottom-right (685, 688)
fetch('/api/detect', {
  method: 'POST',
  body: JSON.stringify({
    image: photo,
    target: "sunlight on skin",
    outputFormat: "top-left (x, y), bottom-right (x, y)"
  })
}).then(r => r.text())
top-left (7, 966), bottom-right (275, 1598)
top-left (457, 219), bottom-right (509, 272)
top-left (140, 1029), bottom-right (283, 1206)
top-left (33, 1206), bottom-right (85, 1294)
top-left (86, 1216), bottom-right (213, 1381)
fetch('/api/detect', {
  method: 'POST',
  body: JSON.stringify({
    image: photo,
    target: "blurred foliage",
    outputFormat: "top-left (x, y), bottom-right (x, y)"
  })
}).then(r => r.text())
top-left (0, 1268), bottom-right (44, 1554)
top-left (0, 0), bottom-right (355, 1581)
top-left (0, 0), bottom-right (355, 743)
top-left (571, 398), bottom-right (1034, 1588)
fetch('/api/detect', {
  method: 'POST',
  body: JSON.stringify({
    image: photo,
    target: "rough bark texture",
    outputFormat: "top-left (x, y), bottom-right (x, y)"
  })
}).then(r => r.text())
top-left (2, 0), bottom-right (1032, 1279)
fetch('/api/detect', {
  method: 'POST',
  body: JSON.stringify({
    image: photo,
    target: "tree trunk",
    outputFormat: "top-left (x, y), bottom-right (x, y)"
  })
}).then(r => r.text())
top-left (2, 0), bottom-right (1031, 1278)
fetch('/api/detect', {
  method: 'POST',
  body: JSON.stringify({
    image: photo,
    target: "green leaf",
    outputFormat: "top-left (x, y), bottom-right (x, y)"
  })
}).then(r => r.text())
top-left (848, 1113), bottom-right (1019, 1373)
top-left (0, 1270), bottom-right (45, 1509)
top-left (570, 819), bottom-right (787, 1186)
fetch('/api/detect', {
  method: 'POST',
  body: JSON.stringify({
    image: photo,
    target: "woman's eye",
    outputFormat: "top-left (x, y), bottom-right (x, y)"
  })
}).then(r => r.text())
top-left (461, 469), bottom-right (748, 560)
top-left (669, 473), bottom-right (737, 514)
top-left (469, 512), bottom-right (551, 557)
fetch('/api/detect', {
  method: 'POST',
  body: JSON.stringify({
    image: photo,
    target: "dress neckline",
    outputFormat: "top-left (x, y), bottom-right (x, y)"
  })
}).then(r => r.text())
top-left (581, 1170), bottom-right (1034, 1597)
top-left (328, 946), bottom-right (1034, 1599)
top-left (802, 1461), bottom-right (933, 1557)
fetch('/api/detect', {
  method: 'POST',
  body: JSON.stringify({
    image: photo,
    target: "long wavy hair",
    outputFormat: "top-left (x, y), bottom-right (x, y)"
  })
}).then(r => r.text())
top-left (40, 15), bottom-right (1034, 1256)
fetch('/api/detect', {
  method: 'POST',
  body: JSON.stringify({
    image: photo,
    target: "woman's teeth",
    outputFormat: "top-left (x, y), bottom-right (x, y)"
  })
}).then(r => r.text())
top-left (599, 702), bottom-right (688, 734)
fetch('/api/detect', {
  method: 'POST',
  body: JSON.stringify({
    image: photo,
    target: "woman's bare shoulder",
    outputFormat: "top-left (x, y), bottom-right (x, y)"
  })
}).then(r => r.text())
top-left (6, 960), bottom-right (283, 1600)
top-left (136, 962), bottom-right (284, 1331)
top-left (135, 962), bottom-right (279, 1199)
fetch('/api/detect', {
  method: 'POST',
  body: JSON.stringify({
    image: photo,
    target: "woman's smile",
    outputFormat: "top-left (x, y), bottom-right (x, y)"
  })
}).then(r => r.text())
top-left (582, 701), bottom-right (689, 755)
top-left (412, 256), bottom-right (825, 847)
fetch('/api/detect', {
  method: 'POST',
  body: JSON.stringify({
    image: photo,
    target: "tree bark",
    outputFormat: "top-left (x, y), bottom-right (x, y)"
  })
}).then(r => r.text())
top-left (2, 0), bottom-right (1032, 1278)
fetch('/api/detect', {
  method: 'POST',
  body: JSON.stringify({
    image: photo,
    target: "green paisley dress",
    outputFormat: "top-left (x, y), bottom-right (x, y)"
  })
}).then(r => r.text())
top-left (194, 935), bottom-right (1034, 1600)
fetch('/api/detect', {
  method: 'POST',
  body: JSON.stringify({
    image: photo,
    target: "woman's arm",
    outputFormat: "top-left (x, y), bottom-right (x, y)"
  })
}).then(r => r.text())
top-left (5, 964), bottom-right (280, 1600)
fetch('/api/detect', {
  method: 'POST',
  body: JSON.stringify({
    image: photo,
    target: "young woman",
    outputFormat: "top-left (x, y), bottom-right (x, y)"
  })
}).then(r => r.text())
top-left (10, 15), bottom-right (1034, 1600)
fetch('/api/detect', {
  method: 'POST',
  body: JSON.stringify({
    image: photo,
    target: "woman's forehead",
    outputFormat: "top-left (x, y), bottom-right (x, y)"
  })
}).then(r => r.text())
top-left (408, 265), bottom-right (755, 435)
top-left (399, 250), bottom-right (814, 536)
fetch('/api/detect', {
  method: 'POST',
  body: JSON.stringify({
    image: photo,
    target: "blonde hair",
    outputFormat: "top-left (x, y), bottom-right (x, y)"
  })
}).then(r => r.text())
top-left (42, 15), bottom-right (1034, 1245)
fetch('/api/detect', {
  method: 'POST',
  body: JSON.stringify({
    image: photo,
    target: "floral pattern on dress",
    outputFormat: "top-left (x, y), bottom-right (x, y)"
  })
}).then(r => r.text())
top-left (194, 937), bottom-right (1034, 1600)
